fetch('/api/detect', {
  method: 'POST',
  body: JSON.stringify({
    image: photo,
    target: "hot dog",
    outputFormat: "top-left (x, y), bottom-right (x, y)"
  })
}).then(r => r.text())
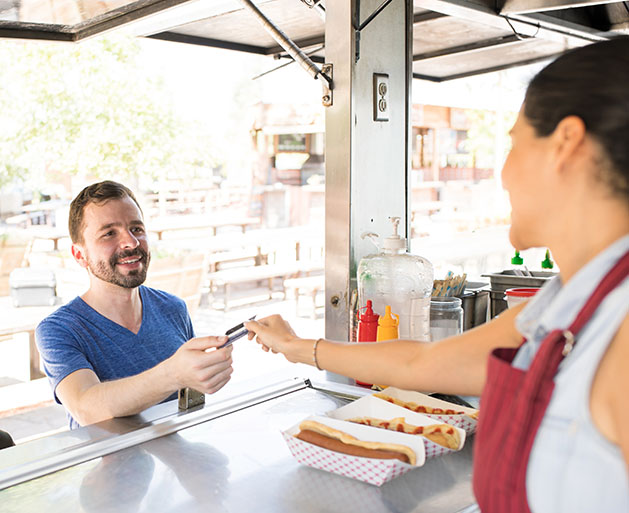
top-left (347, 416), bottom-right (461, 450)
top-left (295, 420), bottom-right (417, 465)
top-left (373, 392), bottom-right (468, 415)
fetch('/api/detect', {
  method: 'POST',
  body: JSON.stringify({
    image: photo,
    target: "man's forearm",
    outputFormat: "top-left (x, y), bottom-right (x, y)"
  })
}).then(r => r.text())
top-left (72, 359), bottom-right (177, 425)
top-left (64, 337), bottom-right (233, 426)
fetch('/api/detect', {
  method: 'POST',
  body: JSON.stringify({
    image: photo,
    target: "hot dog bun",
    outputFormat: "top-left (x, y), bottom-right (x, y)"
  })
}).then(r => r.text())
top-left (347, 416), bottom-right (461, 450)
top-left (295, 420), bottom-right (416, 465)
top-left (373, 392), bottom-right (467, 415)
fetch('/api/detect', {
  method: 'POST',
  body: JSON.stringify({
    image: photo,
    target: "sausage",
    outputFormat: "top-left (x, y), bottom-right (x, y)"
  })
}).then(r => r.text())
top-left (296, 430), bottom-right (411, 463)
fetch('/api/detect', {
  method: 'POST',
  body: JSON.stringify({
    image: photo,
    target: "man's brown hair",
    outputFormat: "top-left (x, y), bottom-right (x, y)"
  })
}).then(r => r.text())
top-left (68, 181), bottom-right (143, 244)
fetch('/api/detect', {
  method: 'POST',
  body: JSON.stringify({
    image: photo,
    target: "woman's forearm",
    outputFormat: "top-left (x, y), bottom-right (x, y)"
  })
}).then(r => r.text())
top-left (305, 303), bottom-right (525, 395)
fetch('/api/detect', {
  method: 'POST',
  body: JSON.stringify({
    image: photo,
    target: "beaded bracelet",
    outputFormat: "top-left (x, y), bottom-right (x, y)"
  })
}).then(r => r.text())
top-left (312, 338), bottom-right (323, 370)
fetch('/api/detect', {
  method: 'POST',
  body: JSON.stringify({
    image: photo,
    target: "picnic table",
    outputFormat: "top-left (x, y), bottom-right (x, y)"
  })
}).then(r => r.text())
top-left (206, 261), bottom-right (323, 311)
top-left (6, 200), bottom-right (68, 228)
top-left (283, 274), bottom-right (325, 319)
top-left (148, 216), bottom-right (261, 240)
top-left (0, 297), bottom-right (58, 380)
top-left (28, 226), bottom-right (69, 251)
top-left (206, 248), bottom-right (267, 272)
top-left (155, 225), bottom-right (324, 271)
top-left (241, 226), bottom-right (324, 263)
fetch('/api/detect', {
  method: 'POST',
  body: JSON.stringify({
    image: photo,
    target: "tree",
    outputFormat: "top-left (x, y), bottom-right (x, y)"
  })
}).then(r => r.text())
top-left (0, 35), bottom-right (218, 190)
top-left (464, 108), bottom-right (516, 171)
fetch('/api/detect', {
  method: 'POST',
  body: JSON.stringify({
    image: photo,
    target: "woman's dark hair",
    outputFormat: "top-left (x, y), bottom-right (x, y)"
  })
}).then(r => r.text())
top-left (69, 180), bottom-right (142, 244)
top-left (524, 37), bottom-right (629, 201)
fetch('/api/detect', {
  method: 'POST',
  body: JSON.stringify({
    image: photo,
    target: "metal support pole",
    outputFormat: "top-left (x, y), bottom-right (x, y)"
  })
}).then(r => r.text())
top-left (324, 0), bottom-right (410, 380)
top-left (237, 0), bottom-right (332, 89)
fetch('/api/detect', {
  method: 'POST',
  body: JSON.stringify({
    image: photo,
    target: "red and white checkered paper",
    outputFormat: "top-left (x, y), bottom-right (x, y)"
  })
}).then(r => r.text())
top-left (373, 387), bottom-right (478, 435)
top-left (283, 415), bottom-right (426, 486)
top-left (328, 395), bottom-right (466, 458)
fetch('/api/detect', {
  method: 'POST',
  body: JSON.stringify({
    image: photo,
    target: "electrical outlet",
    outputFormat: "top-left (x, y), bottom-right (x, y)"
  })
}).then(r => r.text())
top-left (373, 73), bottom-right (389, 122)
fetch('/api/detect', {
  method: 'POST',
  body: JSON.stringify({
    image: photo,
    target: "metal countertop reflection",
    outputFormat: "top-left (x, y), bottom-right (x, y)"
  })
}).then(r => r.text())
top-left (0, 378), bottom-right (477, 513)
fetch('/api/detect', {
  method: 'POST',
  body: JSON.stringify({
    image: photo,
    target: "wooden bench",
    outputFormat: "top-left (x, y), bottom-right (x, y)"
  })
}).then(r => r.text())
top-left (284, 274), bottom-right (325, 319)
top-left (206, 248), bottom-right (267, 272)
top-left (206, 262), bottom-right (322, 311)
top-left (146, 253), bottom-right (206, 315)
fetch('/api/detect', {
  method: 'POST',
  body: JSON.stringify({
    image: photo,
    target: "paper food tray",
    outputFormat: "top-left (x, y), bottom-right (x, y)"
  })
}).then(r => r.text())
top-left (328, 395), bottom-right (466, 458)
top-left (283, 414), bottom-right (426, 486)
top-left (373, 387), bottom-right (478, 435)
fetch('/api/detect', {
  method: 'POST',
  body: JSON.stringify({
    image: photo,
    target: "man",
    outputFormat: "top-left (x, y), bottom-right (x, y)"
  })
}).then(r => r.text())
top-left (36, 181), bottom-right (233, 429)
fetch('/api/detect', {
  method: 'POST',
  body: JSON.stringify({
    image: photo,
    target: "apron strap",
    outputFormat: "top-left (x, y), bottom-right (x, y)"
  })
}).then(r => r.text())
top-left (562, 248), bottom-right (629, 355)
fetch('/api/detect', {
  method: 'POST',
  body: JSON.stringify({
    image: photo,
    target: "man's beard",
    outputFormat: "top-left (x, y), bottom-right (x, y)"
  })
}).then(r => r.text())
top-left (87, 247), bottom-right (151, 288)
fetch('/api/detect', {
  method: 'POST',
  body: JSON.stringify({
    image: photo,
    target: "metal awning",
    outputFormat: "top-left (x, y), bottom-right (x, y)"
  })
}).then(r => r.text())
top-left (1, 0), bottom-right (627, 79)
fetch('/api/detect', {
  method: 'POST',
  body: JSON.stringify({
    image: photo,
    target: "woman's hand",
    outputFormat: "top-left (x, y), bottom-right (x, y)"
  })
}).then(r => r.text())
top-left (245, 315), bottom-right (302, 362)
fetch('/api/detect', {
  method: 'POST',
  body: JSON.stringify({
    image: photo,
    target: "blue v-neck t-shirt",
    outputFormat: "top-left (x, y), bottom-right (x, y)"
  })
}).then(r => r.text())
top-left (36, 286), bottom-right (194, 429)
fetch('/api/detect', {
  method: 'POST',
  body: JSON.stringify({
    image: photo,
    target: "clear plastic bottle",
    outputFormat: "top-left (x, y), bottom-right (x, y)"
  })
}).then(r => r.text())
top-left (357, 217), bottom-right (434, 341)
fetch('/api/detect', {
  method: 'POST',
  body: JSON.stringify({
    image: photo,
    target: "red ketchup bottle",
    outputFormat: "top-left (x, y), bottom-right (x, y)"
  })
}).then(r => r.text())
top-left (356, 300), bottom-right (379, 386)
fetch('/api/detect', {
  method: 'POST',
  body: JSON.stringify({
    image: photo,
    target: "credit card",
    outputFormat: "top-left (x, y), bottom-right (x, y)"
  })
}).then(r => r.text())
top-left (218, 315), bottom-right (256, 348)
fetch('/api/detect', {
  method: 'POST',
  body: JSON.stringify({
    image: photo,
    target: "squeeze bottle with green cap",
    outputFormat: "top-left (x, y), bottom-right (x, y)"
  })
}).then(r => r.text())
top-left (376, 305), bottom-right (399, 341)
top-left (541, 249), bottom-right (554, 269)
top-left (511, 250), bottom-right (523, 265)
top-left (358, 217), bottom-right (433, 341)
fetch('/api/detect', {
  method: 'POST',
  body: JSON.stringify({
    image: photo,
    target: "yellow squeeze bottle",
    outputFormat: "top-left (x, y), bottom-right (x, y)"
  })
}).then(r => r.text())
top-left (376, 305), bottom-right (399, 341)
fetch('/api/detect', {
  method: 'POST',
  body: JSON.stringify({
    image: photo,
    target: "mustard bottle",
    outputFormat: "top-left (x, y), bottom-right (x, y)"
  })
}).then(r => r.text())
top-left (376, 305), bottom-right (399, 341)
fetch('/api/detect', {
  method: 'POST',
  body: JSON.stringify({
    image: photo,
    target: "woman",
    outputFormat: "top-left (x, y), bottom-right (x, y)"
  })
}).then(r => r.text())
top-left (245, 38), bottom-right (629, 512)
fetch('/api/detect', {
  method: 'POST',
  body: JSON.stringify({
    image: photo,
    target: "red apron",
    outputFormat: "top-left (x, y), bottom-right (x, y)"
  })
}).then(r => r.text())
top-left (473, 249), bottom-right (629, 513)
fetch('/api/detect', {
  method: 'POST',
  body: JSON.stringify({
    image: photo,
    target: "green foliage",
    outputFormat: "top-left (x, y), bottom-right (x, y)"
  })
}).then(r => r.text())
top-left (464, 109), bottom-right (517, 169)
top-left (0, 35), bottom-right (217, 188)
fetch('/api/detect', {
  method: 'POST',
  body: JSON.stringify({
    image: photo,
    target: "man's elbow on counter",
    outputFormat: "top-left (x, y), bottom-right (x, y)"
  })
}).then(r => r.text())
top-left (66, 401), bottom-right (115, 428)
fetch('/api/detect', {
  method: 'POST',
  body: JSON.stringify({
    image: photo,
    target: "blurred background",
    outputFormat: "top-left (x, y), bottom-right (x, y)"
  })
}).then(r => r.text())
top-left (0, 34), bottom-right (551, 441)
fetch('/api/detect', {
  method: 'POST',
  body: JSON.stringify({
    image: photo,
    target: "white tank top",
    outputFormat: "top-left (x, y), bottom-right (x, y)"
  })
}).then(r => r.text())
top-left (513, 235), bottom-right (629, 513)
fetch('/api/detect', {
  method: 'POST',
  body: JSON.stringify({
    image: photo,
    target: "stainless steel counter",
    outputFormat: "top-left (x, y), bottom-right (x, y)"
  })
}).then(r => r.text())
top-left (0, 378), bottom-right (478, 513)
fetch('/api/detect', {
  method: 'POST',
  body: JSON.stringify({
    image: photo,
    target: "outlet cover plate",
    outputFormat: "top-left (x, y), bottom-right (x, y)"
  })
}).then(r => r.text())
top-left (373, 73), bottom-right (389, 122)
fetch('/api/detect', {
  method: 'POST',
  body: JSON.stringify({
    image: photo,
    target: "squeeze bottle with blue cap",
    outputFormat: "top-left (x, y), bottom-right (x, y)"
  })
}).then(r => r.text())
top-left (358, 217), bottom-right (433, 341)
